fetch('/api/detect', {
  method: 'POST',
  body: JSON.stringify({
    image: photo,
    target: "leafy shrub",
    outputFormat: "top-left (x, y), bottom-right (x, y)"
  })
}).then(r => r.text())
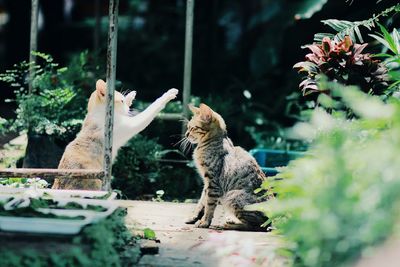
top-left (112, 135), bottom-right (164, 199)
top-left (293, 3), bottom-right (400, 97)
top-left (0, 51), bottom-right (99, 140)
top-left (157, 159), bottom-right (201, 200)
top-left (0, 208), bottom-right (139, 267)
top-left (112, 134), bottom-right (201, 200)
top-left (261, 84), bottom-right (400, 267)
top-left (294, 36), bottom-right (388, 95)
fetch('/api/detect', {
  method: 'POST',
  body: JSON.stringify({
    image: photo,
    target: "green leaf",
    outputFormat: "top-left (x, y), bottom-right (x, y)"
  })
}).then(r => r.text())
top-left (143, 228), bottom-right (156, 240)
top-left (392, 28), bottom-right (400, 55)
top-left (354, 25), bottom-right (363, 43)
top-left (389, 70), bottom-right (400, 81)
top-left (293, 62), bottom-right (318, 73)
top-left (317, 94), bottom-right (340, 109)
top-left (314, 33), bottom-right (335, 42)
top-left (322, 19), bottom-right (354, 32)
top-left (371, 53), bottom-right (393, 58)
top-left (369, 33), bottom-right (392, 52)
top-left (254, 188), bottom-right (263, 194)
top-left (378, 23), bottom-right (398, 54)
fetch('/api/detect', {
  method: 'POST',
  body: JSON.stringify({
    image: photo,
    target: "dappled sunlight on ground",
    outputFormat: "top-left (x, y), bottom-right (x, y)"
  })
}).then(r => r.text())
top-left (118, 200), bottom-right (283, 267)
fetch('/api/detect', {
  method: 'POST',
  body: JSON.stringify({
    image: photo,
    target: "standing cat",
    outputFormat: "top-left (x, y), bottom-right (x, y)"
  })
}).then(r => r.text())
top-left (184, 103), bottom-right (270, 230)
top-left (52, 79), bottom-right (178, 190)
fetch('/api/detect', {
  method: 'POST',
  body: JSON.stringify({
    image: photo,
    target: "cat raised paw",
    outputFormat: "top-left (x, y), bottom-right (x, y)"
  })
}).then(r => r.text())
top-left (163, 88), bottom-right (179, 100)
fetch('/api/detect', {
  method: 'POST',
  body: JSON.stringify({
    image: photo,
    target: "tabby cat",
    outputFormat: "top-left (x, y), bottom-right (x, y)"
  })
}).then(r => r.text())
top-left (52, 79), bottom-right (178, 190)
top-left (184, 103), bottom-right (270, 229)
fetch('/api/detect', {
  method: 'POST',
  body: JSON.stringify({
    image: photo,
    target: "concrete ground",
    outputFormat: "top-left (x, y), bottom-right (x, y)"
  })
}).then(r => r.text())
top-left (117, 200), bottom-right (283, 267)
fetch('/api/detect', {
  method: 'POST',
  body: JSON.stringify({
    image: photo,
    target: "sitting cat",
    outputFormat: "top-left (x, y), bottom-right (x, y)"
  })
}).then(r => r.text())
top-left (52, 79), bottom-right (178, 190)
top-left (184, 103), bottom-right (270, 230)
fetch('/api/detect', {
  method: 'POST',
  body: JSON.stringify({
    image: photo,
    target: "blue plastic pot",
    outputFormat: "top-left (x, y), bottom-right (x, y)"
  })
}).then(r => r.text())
top-left (249, 148), bottom-right (305, 176)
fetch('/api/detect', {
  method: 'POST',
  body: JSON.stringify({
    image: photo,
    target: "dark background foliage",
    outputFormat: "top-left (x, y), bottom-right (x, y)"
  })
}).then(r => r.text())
top-left (0, 0), bottom-right (399, 199)
top-left (1, 0), bottom-right (398, 148)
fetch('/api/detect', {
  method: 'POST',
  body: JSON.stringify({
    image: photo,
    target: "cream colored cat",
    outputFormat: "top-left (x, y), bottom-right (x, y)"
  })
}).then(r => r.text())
top-left (52, 79), bottom-right (178, 190)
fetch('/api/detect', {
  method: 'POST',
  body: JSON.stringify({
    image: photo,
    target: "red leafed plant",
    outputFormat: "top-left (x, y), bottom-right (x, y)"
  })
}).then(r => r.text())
top-left (294, 36), bottom-right (388, 95)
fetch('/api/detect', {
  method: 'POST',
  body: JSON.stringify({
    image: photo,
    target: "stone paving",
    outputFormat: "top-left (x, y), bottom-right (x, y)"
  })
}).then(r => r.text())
top-left (117, 200), bottom-right (282, 267)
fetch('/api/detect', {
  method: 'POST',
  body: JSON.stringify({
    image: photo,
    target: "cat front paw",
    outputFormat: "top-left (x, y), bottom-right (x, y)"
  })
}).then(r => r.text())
top-left (194, 219), bottom-right (211, 228)
top-left (185, 216), bottom-right (198, 224)
top-left (163, 88), bottom-right (179, 100)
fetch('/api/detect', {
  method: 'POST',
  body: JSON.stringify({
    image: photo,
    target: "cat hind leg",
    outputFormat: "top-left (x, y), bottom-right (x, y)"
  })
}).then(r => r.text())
top-left (223, 190), bottom-right (269, 231)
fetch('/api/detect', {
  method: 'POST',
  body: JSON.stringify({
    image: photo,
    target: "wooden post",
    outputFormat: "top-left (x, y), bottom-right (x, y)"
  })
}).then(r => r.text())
top-left (29, 0), bottom-right (39, 94)
top-left (182, 0), bottom-right (195, 132)
top-left (0, 169), bottom-right (104, 180)
top-left (102, 0), bottom-right (119, 191)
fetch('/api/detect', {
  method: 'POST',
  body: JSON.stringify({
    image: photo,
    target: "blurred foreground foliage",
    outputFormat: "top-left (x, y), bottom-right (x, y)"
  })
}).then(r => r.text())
top-left (259, 4), bottom-right (400, 265)
top-left (259, 82), bottom-right (400, 267)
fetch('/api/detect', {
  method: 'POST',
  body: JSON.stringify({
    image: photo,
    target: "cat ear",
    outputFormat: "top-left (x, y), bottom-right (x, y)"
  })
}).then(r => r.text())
top-left (199, 103), bottom-right (213, 123)
top-left (96, 79), bottom-right (106, 98)
top-left (188, 104), bottom-right (200, 114)
top-left (125, 91), bottom-right (136, 107)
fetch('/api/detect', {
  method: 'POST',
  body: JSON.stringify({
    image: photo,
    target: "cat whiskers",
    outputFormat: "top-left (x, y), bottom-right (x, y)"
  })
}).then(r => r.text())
top-left (173, 137), bottom-right (187, 148)
top-left (121, 89), bottom-right (130, 96)
top-left (181, 138), bottom-right (193, 154)
top-left (174, 136), bottom-right (193, 155)
top-left (173, 119), bottom-right (191, 154)
top-left (179, 118), bottom-right (189, 127)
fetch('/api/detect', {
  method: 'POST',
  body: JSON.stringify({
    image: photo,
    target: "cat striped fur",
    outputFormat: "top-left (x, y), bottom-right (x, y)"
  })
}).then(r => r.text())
top-left (184, 103), bottom-right (271, 230)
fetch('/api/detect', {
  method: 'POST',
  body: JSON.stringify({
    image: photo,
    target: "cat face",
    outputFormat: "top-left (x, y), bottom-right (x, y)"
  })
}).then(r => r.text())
top-left (185, 103), bottom-right (226, 144)
top-left (88, 79), bottom-right (136, 116)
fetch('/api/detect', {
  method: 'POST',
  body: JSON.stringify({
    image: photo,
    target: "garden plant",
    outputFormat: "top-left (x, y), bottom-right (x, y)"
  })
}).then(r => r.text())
top-left (257, 3), bottom-right (400, 267)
